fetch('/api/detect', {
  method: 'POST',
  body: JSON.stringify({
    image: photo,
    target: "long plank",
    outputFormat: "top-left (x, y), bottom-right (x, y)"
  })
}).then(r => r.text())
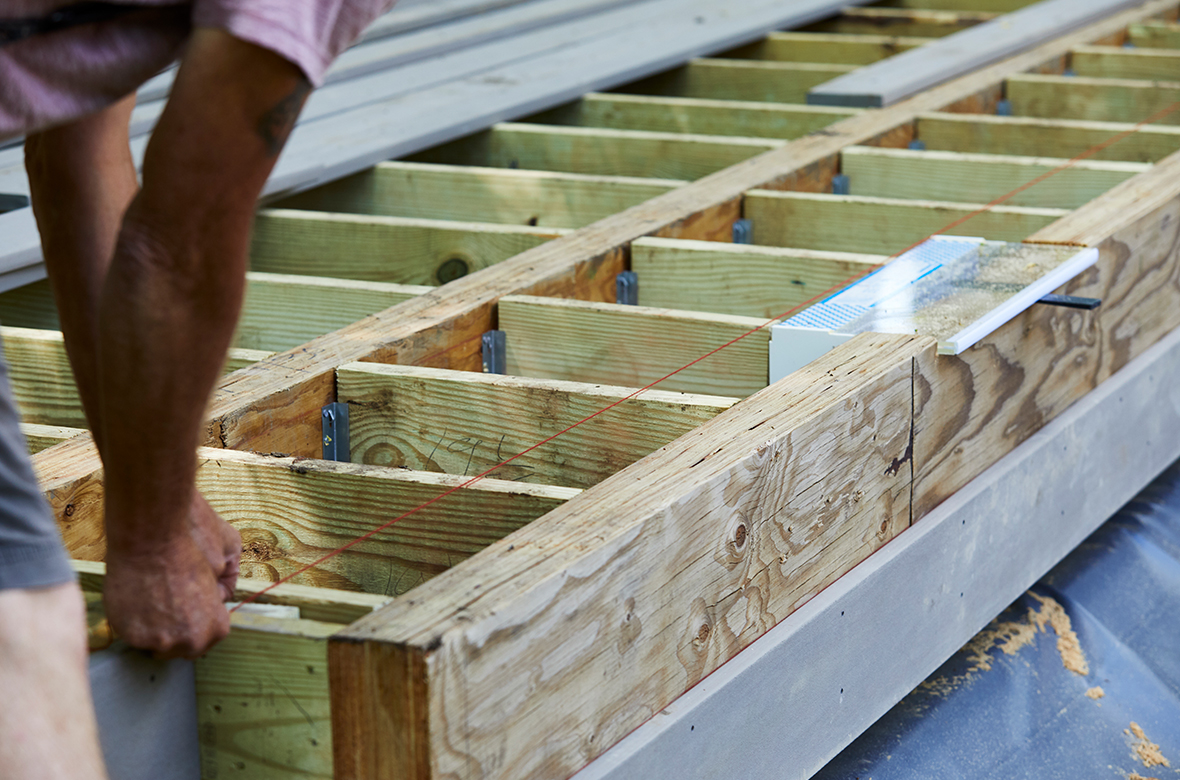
top-left (724, 31), bottom-right (930, 65)
top-left (1070, 44), bottom-right (1180, 79)
top-left (531, 93), bottom-right (861, 140)
top-left (808, 0), bottom-right (1146, 107)
top-left (250, 209), bottom-right (564, 285)
top-left (743, 190), bottom-right (1067, 254)
top-left (498, 295), bottom-right (769, 397)
top-left (874, 0), bottom-right (1031, 10)
top-left (804, 7), bottom-right (995, 38)
top-left (328, 333), bottom-right (926, 780)
top-left (1128, 20), bottom-right (1180, 47)
top-left (915, 112), bottom-right (1180, 162)
top-left (1006, 73), bottom-right (1180, 125)
top-left (274, 162), bottom-right (683, 229)
top-left (337, 362), bottom-right (736, 488)
top-left (21, 422), bottom-right (84, 455)
top-left (630, 237), bottom-right (882, 318)
top-left (840, 144), bottom-right (1148, 209)
top-left (914, 148), bottom-right (1180, 519)
top-left (619, 58), bottom-right (855, 104)
top-left (412, 123), bottom-right (782, 181)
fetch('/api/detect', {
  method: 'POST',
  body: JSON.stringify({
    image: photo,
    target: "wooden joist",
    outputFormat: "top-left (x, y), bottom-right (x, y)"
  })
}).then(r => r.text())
top-left (1070, 43), bottom-right (1180, 79)
top-left (725, 31), bottom-right (931, 65)
top-left (1006, 73), bottom-right (1180, 124)
top-left (1128, 19), bottom-right (1180, 47)
top-left (337, 362), bottom-right (736, 488)
top-left (839, 144), bottom-right (1149, 209)
top-left (743, 190), bottom-right (1068, 254)
top-left (804, 7), bottom-right (996, 37)
top-left (618, 58), bottom-right (856, 104)
top-left (21, 422), bottom-right (84, 455)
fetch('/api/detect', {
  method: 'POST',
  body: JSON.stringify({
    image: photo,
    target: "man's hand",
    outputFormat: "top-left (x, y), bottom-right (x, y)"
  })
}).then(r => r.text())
top-left (104, 492), bottom-right (241, 658)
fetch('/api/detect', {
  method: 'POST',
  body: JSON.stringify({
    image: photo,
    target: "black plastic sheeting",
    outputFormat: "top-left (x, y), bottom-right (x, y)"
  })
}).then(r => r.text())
top-left (815, 459), bottom-right (1180, 780)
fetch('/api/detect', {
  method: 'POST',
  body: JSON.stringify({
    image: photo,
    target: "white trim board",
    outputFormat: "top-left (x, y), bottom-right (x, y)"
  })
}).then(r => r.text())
top-left (575, 322), bottom-right (1180, 780)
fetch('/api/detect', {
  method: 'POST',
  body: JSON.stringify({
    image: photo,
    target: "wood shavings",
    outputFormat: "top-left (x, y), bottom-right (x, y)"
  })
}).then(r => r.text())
top-left (1029, 592), bottom-right (1089, 676)
top-left (1126, 722), bottom-right (1170, 769)
top-left (1127, 774), bottom-right (1160, 780)
top-left (1086, 686), bottom-right (1105, 700)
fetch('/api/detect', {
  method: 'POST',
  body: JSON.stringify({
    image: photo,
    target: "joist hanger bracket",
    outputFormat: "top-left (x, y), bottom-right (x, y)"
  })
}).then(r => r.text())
top-left (616, 271), bottom-right (639, 305)
top-left (831, 174), bottom-right (850, 195)
top-left (732, 219), bottom-right (753, 244)
top-left (321, 402), bottom-right (350, 462)
top-left (482, 329), bottom-right (507, 374)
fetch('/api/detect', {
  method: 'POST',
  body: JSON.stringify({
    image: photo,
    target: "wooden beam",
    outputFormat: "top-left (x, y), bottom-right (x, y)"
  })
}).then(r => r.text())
top-left (804, 7), bottom-right (996, 38)
top-left (250, 209), bottom-right (564, 285)
top-left (531, 93), bottom-right (861, 140)
top-left (498, 295), bottom-right (769, 397)
top-left (1128, 20), bottom-right (1180, 48)
top-left (1006, 73), bottom-right (1180, 125)
top-left (618, 58), bottom-right (855, 104)
top-left (724, 31), bottom-right (930, 65)
top-left (915, 112), bottom-right (1180, 162)
top-left (873, 0), bottom-right (1031, 10)
top-left (273, 161), bottom-right (684, 229)
top-left (328, 333), bottom-right (927, 780)
top-left (337, 362), bottom-right (736, 488)
top-left (915, 148), bottom-right (1180, 519)
top-left (840, 144), bottom-right (1148, 209)
top-left (412, 122), bottom-right (782, 181)
top-left (21, 422), bottom-right (84, 455)
top-left (743, 190), bottom-right (1068, 254)
top-left (1070, 43), bottom-right (1180, 80)
top-left (630, 236), bottom-right (882, 318)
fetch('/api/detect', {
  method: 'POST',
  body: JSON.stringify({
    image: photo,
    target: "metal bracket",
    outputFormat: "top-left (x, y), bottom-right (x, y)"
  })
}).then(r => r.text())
top-left (616, 271), bottom-right (639, 305)
top-left (0, 193), bottom-right (29, 215)
top-left (321, 402), bottom-right (350, 462)
top-left (482, 329), bottom-right (507, 374)
top-left (996, 99), bottom-right (1013, 116)
top-left (732, 218), bottom-right (753, 244)
top-left (831, 174), bottom-right (850, 195)
top-left (908, 139), bottom-right (926, 151)
top-left (1038, 293), bottom-right (1101, 310)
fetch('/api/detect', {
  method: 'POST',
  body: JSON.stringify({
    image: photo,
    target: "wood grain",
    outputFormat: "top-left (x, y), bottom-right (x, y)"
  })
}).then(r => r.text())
top-left (620, 58), bottom-right (856, 104)
top-left (1128, 20), bottom-right (1180, 48)
top-left (804, 7), bottom-right (995, 37)
top-left (338, 362), bottom-right (736, 488)
top-left (1070, 44), bottom-right (1180, 80)
top-left (1006, 73), bottom-right (1180, 125)
top-left (725, 31), bottom-right (931, 65)
top-left (20, 422), bottom-right (83, 454)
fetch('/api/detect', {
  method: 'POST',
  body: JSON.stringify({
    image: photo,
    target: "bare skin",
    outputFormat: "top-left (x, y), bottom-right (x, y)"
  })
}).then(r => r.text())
top-left (24, 28), bottom-right (311, 658)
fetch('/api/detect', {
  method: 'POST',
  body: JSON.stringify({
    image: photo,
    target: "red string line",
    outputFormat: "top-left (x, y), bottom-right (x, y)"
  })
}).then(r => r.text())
top-left (232, 99), bottom-right (1180, 611)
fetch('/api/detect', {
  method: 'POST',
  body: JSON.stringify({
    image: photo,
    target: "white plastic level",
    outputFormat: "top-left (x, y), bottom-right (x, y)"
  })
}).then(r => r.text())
top-left (769, 236), bottom-right (1098, 382)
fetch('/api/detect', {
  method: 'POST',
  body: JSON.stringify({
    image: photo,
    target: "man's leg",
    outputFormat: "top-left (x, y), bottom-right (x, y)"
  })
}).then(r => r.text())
top-left (0, 583), bottom-right (107, 780)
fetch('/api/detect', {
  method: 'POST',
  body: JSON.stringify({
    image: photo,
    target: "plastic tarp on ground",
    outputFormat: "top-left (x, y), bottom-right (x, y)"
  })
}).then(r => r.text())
top-left (815, 458), bottom-right (1180, 780)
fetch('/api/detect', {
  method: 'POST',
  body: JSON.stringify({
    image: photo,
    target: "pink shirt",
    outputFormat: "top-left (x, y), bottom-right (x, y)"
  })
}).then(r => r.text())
top-left (0, 0), bottom-right (395, 138)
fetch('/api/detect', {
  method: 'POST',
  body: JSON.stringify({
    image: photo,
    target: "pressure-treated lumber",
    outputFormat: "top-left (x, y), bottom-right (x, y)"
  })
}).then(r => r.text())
top-left (725, 31), bottom-right (930, 65)
top-left (619, 58), bottom-right (855, 104)
top-left (808, 0), bottom-right (1147, 107)
top-left (250, 209), bottom-right (564, 285)
top-left (413, 123), bottom-right (782, 181)
top-left (1006, 73), bottom-right (1180, 124)
top-left (21, 422), bottom-right (84, 455)
top-left (1128, 20), bottom-right (1180, 47)
top-left (337, 362), bottom-right (736, 488)
top-left (840, 145), bottom-right (1148, 209)
top-left (274, 162), bottom-right (683, 229)
top-left (329, 332), bottom-right (925, 780)
top-left (875, 0), bottom-right (1031, 11)
top-left (498, 295), bottom-right (769, 397)
top-left (915, 112), bottom-right (1180, 162)
top-left (743, 190), bottom-right (1067, 254)
top-left (630, 237), bottom-right (882, 318)
top-left (1070, 44), bottom-right (1180, 79)
top-left (914, 148), bottom-right (1180, 519)
top-left (805, 7), bottom-right (995, 37)
top-left (531, 93), bottom-right (861, 140)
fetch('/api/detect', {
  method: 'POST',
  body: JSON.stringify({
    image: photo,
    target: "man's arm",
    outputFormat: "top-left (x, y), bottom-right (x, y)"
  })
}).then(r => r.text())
top-left (25, 28), bottom-right (310, 658)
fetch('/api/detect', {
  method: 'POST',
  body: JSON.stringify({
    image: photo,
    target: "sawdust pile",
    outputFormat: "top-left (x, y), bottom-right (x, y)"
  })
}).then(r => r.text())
top-left (961, 592), bottom-right (1089, 675)
top-left (964, 614), bottom-right (1039, 672)
top-left (1127, 774), bottom-right (1160, 780)
top-left (1029, 592), bottom-right (1090, 676)
top-left (1127, 722), bottom-right (1171, 769)
top-left (1086, 686), bottom-right (1105, 700)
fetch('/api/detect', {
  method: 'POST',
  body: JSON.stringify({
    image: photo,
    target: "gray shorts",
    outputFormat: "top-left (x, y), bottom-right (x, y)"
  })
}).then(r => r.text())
top-left (0, 337), bottom-right (75, 590)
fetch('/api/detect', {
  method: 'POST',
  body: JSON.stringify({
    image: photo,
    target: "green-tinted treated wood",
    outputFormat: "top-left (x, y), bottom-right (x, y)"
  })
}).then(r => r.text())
top-left (916, 112), bottom-right (1180, 163)
top-left (743, 190), bottom-right (1067, 255)
top-left (0, 279), bottom-right (56, 329)
top-left (412, 123), bottom-right (781, 181)
top-left (3, 327), bottom-right (268, 428)
top-left (532, 93), bottom-right (860, 140)
top-left (631, 237), bottom-right (882, 318)
top-left (1007, 73), bottom-right (1180, 125)
top-left (1128, 21), bottom-right (1180, 49)
top-left (197, 448), bottom-right (578, 596)
top-left (804, 7), bottom-right (995, 38)
top-left (1071, 45), bottom-right (1180, 80)
top-left (250, 209), bottom-right (564, 285)
top-left (196, 614), bottom-right (339, 780)
top-left (498, 295), bottom-right (769, 397)
top-left (21, 422), bottom-right (84, 454)
top-left (236, 273), bottom-right (429, 352)
top-left (619, 58), bottom-right (855, 104)
top-left (337, 362), bottom-right (736, 488)
top-left (875, 0), bottom-right (1031, 10)
top-left (725, 31), bottom-right (931, 65)
top-left (272, 162), bottom-right (683, 229)
top-left (841, 145), bottom-right (1148, 209)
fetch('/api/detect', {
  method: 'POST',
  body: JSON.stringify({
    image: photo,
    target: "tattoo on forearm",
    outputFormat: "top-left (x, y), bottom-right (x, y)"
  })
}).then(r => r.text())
top-left (256, 80), bottom-right (311, 157)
